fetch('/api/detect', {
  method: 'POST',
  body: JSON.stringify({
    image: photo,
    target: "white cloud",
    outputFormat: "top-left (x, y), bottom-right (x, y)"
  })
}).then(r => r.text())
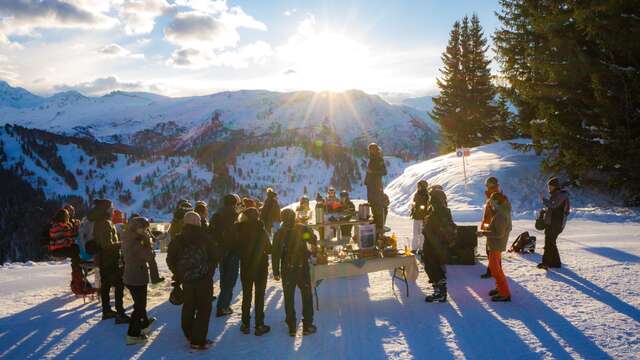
top-left (283, 9), bottom-right (296, 17)
top-left (53, 75), bottom-right (162, 96)
top-left (116, 0), bottom-right (171, 35)
top-left (0, 0), bottom-right (118, 44)
top-left (97, 43), bottom-right (144, 58)
top-left (168, 41), bottom-right (272, 69)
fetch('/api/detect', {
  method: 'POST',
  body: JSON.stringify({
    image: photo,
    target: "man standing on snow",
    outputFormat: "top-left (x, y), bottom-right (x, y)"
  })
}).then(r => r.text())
top-left (480, 177), bottom-right (502, 279)
top-left (90, 199), bottom-right (129, 324)
top-left (538, 177), bottom-right (570, 269)
top-left (260, 188), bottom-right (281, 237)
top-left (365, 143), bottom-right (388, 238)
top-left (479, 192), bottom-right (513, 302)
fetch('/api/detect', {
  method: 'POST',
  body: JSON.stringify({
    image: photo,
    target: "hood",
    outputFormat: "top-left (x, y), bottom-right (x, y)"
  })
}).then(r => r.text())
top-left (238, 207), bottom-right (259, 223)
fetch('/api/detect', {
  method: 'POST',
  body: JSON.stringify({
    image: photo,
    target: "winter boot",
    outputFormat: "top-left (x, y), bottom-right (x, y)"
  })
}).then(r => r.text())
top-left (488, 289), bottom-right (499, 297)
top-left (537, 263), bottom-right (548, 270)
top-left (255, 325), bottom-right (271, 336)
top-left (426, 280), bottom-right (447, 303)
top-left (102, 309), bottom-right (118, 320)
top-left (216, 308), bottom-right (233, 317)
top-left (480, 268), bottom-right (492, 279)
top-left (142, 317), bottom-right (156, 335)
top-left (240, 323), bottom-right (250, 335)
top-left (491, 294), bottom-right (511, 302)
top-left (151, 276), bottom-right (165, 285)
top-left (302, 324), bottom-right (317, 336)
top-left (126, 334), bottom-right (148, 345)
top-left (115, 312), bottom-right (131, 324)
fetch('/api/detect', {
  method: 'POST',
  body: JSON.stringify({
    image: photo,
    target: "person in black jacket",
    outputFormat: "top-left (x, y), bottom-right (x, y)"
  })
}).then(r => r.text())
top-left (538, 177), bottom-right (570, 269)
top-left (272, 209), bottom-right (318, 336)
top-left (167, 211), bottom-right (217, 351)
top-left (260, 188), bottom-right (281, 237)
top-left (365, 143), bottom-right (388, 237)
top-left (235, 207), bottom-right (272, 336)
top-left (339, 190), bottom-right (356, 239)
top-left (209, 194), bottom-right (240, 317)
top-left (410, 180), bottom-right (430, 252)
top-left (422, 188), bottom-right (456, 303)
top-left (90, 199), bottom-right (129, 324)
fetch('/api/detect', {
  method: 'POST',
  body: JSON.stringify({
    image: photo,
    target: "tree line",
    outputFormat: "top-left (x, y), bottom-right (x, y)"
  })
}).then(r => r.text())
top-left (431, 1), bottom-right (639, 201)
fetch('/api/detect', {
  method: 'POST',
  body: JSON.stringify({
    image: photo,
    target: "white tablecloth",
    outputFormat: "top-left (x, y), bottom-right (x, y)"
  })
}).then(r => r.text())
top-left (310, 255), bottom-right (419, 285)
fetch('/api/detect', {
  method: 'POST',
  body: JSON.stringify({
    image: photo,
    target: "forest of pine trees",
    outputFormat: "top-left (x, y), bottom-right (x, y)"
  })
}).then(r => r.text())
top-left (433, 2), bottom-right (639, 199)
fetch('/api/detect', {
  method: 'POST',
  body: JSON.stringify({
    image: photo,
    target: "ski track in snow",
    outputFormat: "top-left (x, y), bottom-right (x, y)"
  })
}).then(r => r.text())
top-left (1, 215), bottom-right (639, 359)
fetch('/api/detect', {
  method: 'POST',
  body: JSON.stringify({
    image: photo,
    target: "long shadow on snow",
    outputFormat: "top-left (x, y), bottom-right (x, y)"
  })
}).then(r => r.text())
top-left (0, 294), bottom-right (101, 359)
top-left (582, 247), bottom-right (640, 264)
top-left (519, 253), bottom-right (640, 324)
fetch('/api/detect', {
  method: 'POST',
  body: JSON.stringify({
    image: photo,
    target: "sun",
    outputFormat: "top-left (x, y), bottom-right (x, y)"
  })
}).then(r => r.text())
top-left (280, 29), bottom-right (373, 92)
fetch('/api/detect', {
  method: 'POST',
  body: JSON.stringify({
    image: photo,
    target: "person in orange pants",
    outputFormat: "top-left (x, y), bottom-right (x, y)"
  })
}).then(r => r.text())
top-left (479, 192), bottom-right (513, 302)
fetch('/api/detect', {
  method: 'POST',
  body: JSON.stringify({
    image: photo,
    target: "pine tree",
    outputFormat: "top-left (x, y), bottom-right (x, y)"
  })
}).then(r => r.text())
top-left (494, 0), bottom-right (640, 199)
top-left (431, 21), bottom-right (466, 151)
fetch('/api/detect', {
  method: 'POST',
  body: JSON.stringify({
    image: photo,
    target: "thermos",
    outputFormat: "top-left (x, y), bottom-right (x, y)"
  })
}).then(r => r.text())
top-left (358, 203), bottom-right (371, 220)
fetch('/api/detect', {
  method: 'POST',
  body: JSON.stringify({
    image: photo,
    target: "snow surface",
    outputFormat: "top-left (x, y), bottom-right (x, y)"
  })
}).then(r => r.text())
top-left (1, 214), bottom-right (638, 359)
top-left (386, 139), bottom-right (639, 222)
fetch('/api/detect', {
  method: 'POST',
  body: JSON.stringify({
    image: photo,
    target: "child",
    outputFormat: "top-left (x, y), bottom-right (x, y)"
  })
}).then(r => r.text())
top-left (272, 209), bottom-right (318, 336)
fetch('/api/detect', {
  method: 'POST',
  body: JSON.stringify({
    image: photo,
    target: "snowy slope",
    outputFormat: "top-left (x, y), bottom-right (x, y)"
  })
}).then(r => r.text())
top-left (0, 86), bottom-right (438, 155)
top-left (0, 80), bottom-right (44, 109)
top-left (1, 215), bottom-right (638, 359)
top-left (386, 139), bottom-right (639, 222)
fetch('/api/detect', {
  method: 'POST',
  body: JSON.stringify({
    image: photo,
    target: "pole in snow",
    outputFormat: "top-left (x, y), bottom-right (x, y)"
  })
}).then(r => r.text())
top-left (457, 147), bottom-right (469, 192)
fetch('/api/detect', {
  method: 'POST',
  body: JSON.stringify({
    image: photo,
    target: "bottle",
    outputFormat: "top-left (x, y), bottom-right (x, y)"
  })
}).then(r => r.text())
top-left (390, 232), bottom-right (397, 250)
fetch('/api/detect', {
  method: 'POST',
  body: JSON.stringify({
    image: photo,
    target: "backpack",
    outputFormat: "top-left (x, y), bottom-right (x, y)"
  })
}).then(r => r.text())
top-left (176, 242), bottom-right (209, 283)
top-left (78, 217), bottom-right (97, 256)
top-left (508, 231), bottom-right (536, 253)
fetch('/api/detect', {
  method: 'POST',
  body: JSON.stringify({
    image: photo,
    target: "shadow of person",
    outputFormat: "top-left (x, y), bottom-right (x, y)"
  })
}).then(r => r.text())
top-left (582, 247), bottom-right (640, 264)
top-left (518, 253), bottom-right (640, 324)
top-left (0, 294), bottom-right (100, 359)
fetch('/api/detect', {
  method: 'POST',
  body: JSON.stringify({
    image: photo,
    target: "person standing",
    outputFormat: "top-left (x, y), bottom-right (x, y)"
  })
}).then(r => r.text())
top-left (410, 180), bottom-right (430, 252)
top-left (210, 194), bottom-right (241, 318)
top-left (480, 177), bottom-right (502, 279)
top-left (422, 188), bottom-right (456, 302)
top-left (479, 192), bottom-right (513, 302)
top-left (339, 190), bottom-right (356, 239)
top-left (538, 177), bottom-right (570, 269)
top-left (122, 217), bottom-right (156, 345)
top-left (272, 209), bottom-right (318, 336)
top-left (260, 188), bottom-right (281, 237)
top-left (169, 200), bottom-right (193, 241)
top-left (365, 143), bottom-right (388, 238)
top-left (90, 199), bottom-right (129, 324)
top-left (167, 212), bottom-right (217, 351)
top-left (236, 207), bottom-right (271, 336)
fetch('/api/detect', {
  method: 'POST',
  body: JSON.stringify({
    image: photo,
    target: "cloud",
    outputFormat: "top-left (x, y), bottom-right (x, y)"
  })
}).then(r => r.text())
top-left (168, 40), bottom-right (272, 69)
top-left (97, 43), bottom-right (144, 58)
top-left (116, 0), bottom-right (171, 35)
top-left (53, 75), bottom-right (161, 96)
top-left (0, 0), bottom-right (117, 43)
top-left (164, 6), bottom-right (265, 50)
top-left (283, 9), bottom-right (296, 17)
top-left (283, 68), bottom-right (296, 75)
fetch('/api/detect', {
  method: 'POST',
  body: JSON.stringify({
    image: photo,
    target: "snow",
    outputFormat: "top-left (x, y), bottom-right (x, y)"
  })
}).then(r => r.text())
top-left (0, 88), bottom-right (437, 155)
top-left (386, 139), bottom-right (639, 222)
top-left (0, 215), bottom-right (638, 359)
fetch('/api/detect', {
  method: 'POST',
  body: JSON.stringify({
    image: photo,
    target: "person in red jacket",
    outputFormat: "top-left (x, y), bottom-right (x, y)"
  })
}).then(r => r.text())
top-left (49, 208), bottom-right (93, 295)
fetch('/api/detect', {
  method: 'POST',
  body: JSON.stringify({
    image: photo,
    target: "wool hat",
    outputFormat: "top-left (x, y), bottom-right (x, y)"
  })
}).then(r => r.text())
top-left (547, 177), bottom-right (560, 188)
top-left (183, 211), bottom-right (201, 226)
top-left (485, 177), bottom-right (499, 186)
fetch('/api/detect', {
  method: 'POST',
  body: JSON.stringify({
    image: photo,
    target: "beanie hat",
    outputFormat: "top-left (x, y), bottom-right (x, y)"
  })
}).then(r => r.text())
top-left (183, 211), bottom-right (201, 226)
top-left (547, 177), bottom-right (560, 188)
top-left (281, 208), bottom-right (296, 225)
top-left (485, 177), bottom-right (499, 186)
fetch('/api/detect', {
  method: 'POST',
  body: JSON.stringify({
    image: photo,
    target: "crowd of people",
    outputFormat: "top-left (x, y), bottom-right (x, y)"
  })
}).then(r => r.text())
top-left (42, 142), bottom-right (570, 351)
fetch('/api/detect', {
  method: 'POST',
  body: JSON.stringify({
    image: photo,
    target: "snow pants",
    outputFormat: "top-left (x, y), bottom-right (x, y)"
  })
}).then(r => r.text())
top-left (100, 266), bottom-right (125, 314)
top-left (126, 284), bottom-right (149, 337)
top-left (422, 238), bottom-right (447, 284)
top-left (488, 251), bottom-right (510, 297)
top-left (282, 268), bottom-right (314, 327)
top-left (217, 254), bottom-right (239, 310)
top-left (542, 229), bottom-right (562, 268)
top-left (50, 244), bottom-right (81, 272)
top-left (182, 277), bottom-right (213, 346)
top-left (241, 270), bottom-right (268, 327)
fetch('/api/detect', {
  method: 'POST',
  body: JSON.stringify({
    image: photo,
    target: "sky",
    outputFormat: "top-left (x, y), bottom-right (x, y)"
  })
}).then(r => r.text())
top-left (0, 0), bottom-right (502, 98)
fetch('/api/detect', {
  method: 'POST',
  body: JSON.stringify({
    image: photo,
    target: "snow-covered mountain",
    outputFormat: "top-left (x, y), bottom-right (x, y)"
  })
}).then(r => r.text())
top-left (0, 125), bottom-right (410, 219)
top-left (0, 82), bottom-right (439, 157)
top-left (401, 96), bottom-right (435, 112)
top-left (0, 80), bottom-right (45, 109)
top-left (386, 140), bottom-right (639, 222)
